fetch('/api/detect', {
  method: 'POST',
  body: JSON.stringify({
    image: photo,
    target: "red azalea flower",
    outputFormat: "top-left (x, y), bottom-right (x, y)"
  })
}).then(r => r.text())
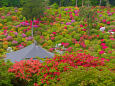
top-left (64, 43), bottom-right (69, 47)
top-left (61, 42), bottom-right (65, 45)
top-left (85, 24), bottom-right (87, 26)
top-left (101, 39), bottom-right (104, 42)
top-left (34, 83), bottom-right (38, 86)
top-left (97, 35), bottom-right (99, 38)
top-left (107, 21), bottom-right (110, 24)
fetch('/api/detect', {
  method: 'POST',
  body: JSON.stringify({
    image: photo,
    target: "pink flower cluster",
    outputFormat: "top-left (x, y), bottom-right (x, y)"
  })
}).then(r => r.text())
top-left (61, 43), bottom-right (69, 47)
top-left (6, 36), bottom-right (13, 41)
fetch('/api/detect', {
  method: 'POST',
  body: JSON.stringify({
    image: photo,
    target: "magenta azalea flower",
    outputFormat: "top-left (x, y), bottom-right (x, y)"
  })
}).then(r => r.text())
top-left (99, 14), bottom-right (102, 17)
top-left (74, 10), bottom-right (78, 14)
top-left (100, 43), bottom-right (106, 46)
top-left (99, 50), bottom-right (105, 54)
top-left (102, 46), bottom-right (108, 49)
top-left (66, 22), bottom-right (71, 25)
top-left (33, 25), bottom-right (38, 28)
top-left (80, 24), bottom-right (83, 27)
top-left (71, 20), bottom-right (75, 23)
top-left (61, 42), bottom-right (65, 45)
top-left (64, 8), bottom-right (69, 11)
top-left (112, 29), bottom-right (115, 32)
top-left (22, 33), bottom-right (26, 38)
top-left (108, 12), bottom-right (112, 16)
top-left (102, 19), bottom-right (106, 23)
top-left (82, 29), bottom-right (86, 31)
top-left (75, 14), bottom-right (79, 16)
top-left (52, 32), bottom-right (56, 35)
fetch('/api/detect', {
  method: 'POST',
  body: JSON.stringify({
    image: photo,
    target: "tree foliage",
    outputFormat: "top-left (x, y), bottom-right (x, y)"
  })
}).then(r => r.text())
top-left (0, 0), bottom-right (115, 7)
top-left (22, 0), bottom-right (46, 20)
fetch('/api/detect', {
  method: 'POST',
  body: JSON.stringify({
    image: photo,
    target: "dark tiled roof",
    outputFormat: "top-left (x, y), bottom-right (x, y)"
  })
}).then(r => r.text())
top-left (5, 44), bottom-right (54, 63)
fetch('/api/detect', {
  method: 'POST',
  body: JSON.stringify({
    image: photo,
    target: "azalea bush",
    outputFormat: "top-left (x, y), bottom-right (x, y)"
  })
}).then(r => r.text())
top-left (53, 66), bottom-right (115, 86)
top-left (0, 60), bottom-right (14, 86)
top-left (8, 51), bottom-right (111, 86)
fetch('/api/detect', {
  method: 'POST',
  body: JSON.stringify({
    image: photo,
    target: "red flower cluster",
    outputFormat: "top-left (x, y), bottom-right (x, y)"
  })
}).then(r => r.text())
top-left (8, 52), bottom-right (108, 86)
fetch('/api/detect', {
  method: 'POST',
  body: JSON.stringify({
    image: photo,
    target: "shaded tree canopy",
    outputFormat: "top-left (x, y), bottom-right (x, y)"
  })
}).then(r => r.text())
top-left (22, 0), bottom-right (46, 20)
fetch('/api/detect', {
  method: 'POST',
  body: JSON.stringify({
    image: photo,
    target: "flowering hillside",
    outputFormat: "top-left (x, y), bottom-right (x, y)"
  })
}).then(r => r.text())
top-left (0, 6), bottom-right (115, 86)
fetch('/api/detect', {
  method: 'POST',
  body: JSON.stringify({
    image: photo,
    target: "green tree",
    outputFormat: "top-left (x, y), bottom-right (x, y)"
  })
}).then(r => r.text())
top-left (22, 0), bottom-right (47, 37)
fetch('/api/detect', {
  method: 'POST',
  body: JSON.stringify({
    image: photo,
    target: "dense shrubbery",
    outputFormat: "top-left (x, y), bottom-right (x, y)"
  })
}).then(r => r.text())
top-left (0, 60), bottom-right (14, 86)
top-left (53, 66), bottom-right (115, 86)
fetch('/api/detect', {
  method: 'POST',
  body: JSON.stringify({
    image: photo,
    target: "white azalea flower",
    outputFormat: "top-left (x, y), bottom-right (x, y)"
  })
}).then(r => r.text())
top-left (100, 27), bottom-right (105, 31)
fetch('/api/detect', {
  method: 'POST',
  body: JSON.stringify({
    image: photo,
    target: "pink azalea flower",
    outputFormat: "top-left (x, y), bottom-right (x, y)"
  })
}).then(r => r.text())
top-left (75, 14), bottom-right (79, 16)
top-left (51, 37), bottom-right (55, 40)
top-left (12, 40), bottom-right (18, 44)
top-left (102, 19), bottom-right (106, 23)
top-left (6, 36), bottom-right (13, 40)
top-left (66, 47), bottom-right (73, 52)
top-left (110, 38), bottom-right (115, 40)
top-left (18, 44), bottom-right (24, 49)
top-left (64, 43), bottom-right (69, 47)
top-left (71, 20), bottom-right (75, 23)
top-left (112, 29), bottom-right (115, 32)
top-left (100, 43), bottom-right (106, 46)
top-left (80, 24), bottom-right (83, 27)
top-left (22, 33), bottom-right (26, 38)
top-left (99, 14), bottom-right (102, 17)
top-left (33, 25), bottom-right (38, 28)
top-left (102, 46), bottom-right (108, 49)
top-left (66, 22), bottom-right (71, 25)
top-left (99, 50), bottom-right (105, 54)
top-left (108, 12), bottom-right (112, 16)
top-left (4, 30), bottom-right (7, 33)
top-left (1, 16), bottom-right (5, 19)
top-left (64, 26), bottom-right (67, 29)
top-left (9, 31), bottom-right (13, 33)
top-left (101, 58), bottom-right (106, 61)
top-left (82, 29), bottom-right (86, 31)
top-left (52, 32), bottom-right (56, 35)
